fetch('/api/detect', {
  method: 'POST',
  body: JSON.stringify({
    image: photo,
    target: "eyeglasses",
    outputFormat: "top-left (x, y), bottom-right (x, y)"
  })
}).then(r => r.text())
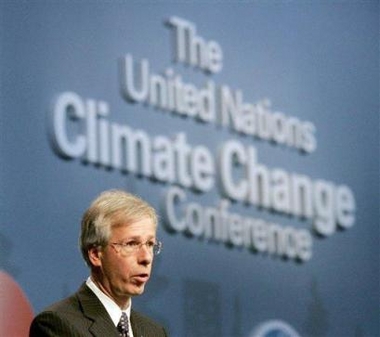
top-left (109, 240), bottom-right (162, 256)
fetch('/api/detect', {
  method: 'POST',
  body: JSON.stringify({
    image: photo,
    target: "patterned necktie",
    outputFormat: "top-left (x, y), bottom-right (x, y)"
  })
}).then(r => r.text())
top-left (117, 312), bottom-right (129, 337)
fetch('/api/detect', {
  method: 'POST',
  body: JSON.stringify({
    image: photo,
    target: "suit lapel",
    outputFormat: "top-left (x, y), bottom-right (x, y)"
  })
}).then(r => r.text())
top-left (76, 283), bottom-right (120, 337)
top-left (131, 310), bottom-right (143, 337)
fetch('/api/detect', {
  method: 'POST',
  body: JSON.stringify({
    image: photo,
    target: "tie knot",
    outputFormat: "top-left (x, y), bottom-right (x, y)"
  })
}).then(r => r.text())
top-left (117, 312), bottom-right (129, 337)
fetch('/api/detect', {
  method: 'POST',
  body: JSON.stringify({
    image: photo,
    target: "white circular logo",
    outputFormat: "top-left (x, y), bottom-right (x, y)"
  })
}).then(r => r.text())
top-left (250, 320), bottom-right (301, 337)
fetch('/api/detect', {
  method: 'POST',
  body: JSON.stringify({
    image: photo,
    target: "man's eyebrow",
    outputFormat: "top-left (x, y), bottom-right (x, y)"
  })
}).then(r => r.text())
top-left (120, 235), bottom-right (156, 241)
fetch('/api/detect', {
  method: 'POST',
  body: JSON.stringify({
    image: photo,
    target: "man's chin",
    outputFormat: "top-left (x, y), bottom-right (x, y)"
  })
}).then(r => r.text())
top-left (129, 283), bottom-right (146, 296)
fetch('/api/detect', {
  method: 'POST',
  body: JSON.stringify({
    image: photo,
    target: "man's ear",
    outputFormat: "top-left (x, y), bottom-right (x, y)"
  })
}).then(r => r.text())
top-left (88, 246), bottom-right (103, 267)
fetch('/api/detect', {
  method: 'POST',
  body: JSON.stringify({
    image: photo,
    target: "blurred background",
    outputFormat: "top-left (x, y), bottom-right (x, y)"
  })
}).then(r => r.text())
top-left (1, 1), bottom-right (379, 336)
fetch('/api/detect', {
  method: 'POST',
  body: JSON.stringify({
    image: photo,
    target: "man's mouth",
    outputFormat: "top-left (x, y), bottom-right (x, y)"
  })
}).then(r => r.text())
top-left (133, 274), bottom-right (150, 283)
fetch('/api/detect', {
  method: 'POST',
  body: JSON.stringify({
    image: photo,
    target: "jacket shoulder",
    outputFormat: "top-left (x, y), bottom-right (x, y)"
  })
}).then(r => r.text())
top-left (131, 310), bottom-right (168, 337)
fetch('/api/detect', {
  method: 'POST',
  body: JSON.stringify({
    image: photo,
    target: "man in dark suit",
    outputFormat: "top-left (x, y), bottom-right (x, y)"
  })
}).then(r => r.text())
top-left (30, 190), bottom-right (168, 337)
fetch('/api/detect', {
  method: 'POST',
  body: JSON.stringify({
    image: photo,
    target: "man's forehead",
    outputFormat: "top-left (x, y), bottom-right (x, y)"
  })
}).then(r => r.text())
top-left (111, 218), bottom-right (156, 231)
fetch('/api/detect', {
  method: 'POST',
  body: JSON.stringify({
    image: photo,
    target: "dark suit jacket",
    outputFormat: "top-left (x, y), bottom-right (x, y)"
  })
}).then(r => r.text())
top-left (29, 283), bottom-right (168, 337)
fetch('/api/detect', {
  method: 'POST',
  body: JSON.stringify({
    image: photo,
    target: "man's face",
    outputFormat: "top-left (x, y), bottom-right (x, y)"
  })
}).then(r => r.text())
top-left (90, 217), bottom-right (157, 308)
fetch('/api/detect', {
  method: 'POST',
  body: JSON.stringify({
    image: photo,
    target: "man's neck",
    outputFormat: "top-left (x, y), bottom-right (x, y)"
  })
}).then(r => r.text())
top-left (90, 274), bottom-right (131, 310)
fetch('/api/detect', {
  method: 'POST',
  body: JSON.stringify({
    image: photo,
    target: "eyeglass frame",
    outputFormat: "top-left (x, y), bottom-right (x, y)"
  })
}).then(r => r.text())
top-left (109, 240), bottom-right (162, 256)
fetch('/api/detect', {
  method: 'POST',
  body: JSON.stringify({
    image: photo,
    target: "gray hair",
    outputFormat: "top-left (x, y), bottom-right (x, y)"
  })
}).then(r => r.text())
top-left (79, 189), bottom-right (157, 266)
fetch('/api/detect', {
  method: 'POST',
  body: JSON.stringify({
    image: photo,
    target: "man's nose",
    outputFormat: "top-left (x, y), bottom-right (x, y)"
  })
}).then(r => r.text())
top-left (137, 244), bottom-right (153, 265)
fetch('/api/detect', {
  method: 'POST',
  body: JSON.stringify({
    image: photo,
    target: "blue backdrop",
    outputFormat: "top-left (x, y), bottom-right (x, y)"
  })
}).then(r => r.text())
top-left (1, 1), bottom-right (379, 336)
